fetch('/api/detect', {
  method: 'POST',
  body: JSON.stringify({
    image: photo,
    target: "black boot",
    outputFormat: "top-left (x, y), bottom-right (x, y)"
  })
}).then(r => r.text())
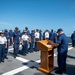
top-left (14, 54), bottom-right (16, 58)
top-left (55, 70), bottom-right (63, 74)
top-left (5, 56), bottom-right (8, 59)
top-left (63, 68), bottom-right (66, 72)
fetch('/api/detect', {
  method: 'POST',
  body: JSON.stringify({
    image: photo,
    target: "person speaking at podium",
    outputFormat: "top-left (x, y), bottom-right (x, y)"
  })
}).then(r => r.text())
top-left (55, 28), bottom-right (68, 74)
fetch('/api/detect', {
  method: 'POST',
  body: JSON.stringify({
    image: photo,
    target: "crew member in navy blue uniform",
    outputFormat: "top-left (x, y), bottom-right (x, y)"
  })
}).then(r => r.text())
top-left (71, 31), bottom-right (75, 47)
top-left (43, 31), bottom-right (45, 40)
top-left (49, 29), bottom-right (55, 42)
top-left (4, 29), bottom-right (10, 59)
top-left (39, 30), bottom-right (42, 40)
top-left (12, 27), bottom-right (21, 58)
top-left (30, 30), bottom-right (35, 52)
top-left (25, 27), bottom-right (30, 35)
top-left (21, 31), bottom-right (29, 55)
top-left (9, 29), bottom-right (13, 46)
top-left (54, 31), bottom-right (57, 43)
top-left (0, 31), bottom-right (7, 63)
top-left (55, 28), bottom-right (68, 74)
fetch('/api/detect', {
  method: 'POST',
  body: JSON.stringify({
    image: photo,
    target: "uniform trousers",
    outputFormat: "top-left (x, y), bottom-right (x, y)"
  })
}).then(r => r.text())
top-left (72, 40), bottom-right (75, 47)
top-left (22, 41), bottom-right (28, 54)
top-left (57, 51), bottom-right (67, 72)
top-left (0, 44), bottom-right (5, 61)
top-left (13, 43), bottom-right (19, 55)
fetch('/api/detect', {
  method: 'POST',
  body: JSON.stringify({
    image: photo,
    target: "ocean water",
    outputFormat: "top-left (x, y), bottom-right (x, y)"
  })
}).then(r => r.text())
top-left (68, 37), bottom-right (72, 43)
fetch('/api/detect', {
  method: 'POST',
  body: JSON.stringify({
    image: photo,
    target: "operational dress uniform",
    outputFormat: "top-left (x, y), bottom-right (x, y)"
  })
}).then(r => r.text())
top-left (21, 31), bottom-right (29, 55)
top-left (55, 29), bottom-right (68, 74)
top-left (12, 27), bottom-right (21, 58)
top-left (4, 29), bottom-right (10, 59)
top-left (30, 30), bottom-right (35, 52)
top-left (43, 32), bottom-right (45, 40)
top-left (49, 29), bottom-right (55, 42)
top-left (0, 31), bottom-right (7, 63)
top-left (54, 31), bottom-right (57, 43)
top-left (71, 31), bottom-right (75, 47)
top-left (9, 29), bottom-right (13, 46)
top-left (25, 27), bottom-right (30, 35)
top-left (39, 30), bottom-right (42, 40)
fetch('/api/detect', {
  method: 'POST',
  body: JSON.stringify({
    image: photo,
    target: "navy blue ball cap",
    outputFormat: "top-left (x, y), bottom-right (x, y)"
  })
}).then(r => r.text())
top-left (15, 27), bottom-right (19, 30)
top-left (57, 28), bottom-right (63, 33)
top-left (25, 27), bottom-right (28, 29)
top-left (5, 29), bottom-right (8, 32)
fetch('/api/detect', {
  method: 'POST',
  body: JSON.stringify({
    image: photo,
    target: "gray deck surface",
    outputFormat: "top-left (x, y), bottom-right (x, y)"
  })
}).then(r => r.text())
top-left (0, 45), bottom-right (75, 75)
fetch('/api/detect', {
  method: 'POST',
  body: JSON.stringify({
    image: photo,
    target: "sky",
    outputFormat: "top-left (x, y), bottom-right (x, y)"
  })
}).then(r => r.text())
top-left (0, 0), bottom-right (75, 36)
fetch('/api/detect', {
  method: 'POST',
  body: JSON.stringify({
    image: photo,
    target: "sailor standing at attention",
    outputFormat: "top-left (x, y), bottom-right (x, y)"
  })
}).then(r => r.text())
top-left (30, 30), bottom-right (35, 52)
top-left (71, 31), bottom-right (75, 47)
top-left (25, 27), bottom-right (30, 51)
top-left (21, 30), bottom-right (30, 55)
top-left (34, 29), bottom-right (40, 51)
top-left (12, 27), bottom-right (21, 58)
top-left (39, 30), bottom-right (42, 40)
top-left (0, 31), bottom-right (7, 63)
top-left (49, 29), bottom-right (55, 42)
top-left (9, 29), bottom-right (13, 46)
top-left (4, 29), bottom-right (10, 59)
top-left (44, 30), bottom-right (50, 40)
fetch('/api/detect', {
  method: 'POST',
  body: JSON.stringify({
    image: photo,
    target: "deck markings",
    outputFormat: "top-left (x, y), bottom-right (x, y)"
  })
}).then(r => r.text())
top-left (2, 47), bottom-right (73, 75)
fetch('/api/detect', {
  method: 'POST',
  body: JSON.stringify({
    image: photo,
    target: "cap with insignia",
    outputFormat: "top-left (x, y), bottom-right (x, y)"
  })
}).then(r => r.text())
top-left (57, 28), bottom-right (63, 33)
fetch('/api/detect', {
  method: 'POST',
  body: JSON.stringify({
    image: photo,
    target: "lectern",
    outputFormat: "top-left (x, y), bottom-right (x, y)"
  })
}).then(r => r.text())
top-left (37, 40), bottom-right (55, 73)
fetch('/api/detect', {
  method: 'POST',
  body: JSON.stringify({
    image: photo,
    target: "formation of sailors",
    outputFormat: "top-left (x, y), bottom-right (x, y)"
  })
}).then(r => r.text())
top-left (0, 27), bottom-right (57, 63)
